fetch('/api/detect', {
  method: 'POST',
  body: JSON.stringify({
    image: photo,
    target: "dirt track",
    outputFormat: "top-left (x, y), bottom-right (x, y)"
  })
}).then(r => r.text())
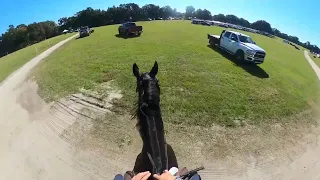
top-left (0, 33), bottom-right (320, 180)
top-left (0, 34), bottom-right (101, 180)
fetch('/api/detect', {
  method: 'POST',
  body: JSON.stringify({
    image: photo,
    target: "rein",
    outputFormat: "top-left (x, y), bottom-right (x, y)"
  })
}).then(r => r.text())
top-left (139, 105), bottom-right (169, 173)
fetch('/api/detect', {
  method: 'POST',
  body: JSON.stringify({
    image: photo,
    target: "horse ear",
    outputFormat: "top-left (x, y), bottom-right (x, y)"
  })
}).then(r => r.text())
top-left (150, 61), bottom-right (158, 77)
top-left (133, 63), bottom-right (140, 78)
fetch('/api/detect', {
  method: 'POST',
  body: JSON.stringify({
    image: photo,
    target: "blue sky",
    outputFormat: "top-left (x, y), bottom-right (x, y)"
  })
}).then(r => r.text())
top-left (0, 0), bottom-right (319, 46)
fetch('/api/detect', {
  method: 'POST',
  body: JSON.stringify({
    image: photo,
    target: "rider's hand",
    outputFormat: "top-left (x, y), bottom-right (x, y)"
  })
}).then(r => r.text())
top-left (153, 170), bottom-right (175, 180)
top-left (132, 171), bottom-right (151, 180)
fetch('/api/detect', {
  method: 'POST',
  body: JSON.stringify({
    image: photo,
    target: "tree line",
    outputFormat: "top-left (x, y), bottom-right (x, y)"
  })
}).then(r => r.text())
top-left (0, 3), bottom-right (319, 58)
top-left (57, 4), bottom-right (184, 31)
top-left (0, 21), bottom-right (60, 57)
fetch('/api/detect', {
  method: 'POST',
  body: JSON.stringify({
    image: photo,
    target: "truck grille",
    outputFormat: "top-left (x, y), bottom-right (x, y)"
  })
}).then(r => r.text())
top-left (254, 52), bottom-right (266, 58)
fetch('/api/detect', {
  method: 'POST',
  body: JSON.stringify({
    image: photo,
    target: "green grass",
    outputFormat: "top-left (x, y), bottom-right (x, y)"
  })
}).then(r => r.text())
top-left (32, 21), bottom-right (320, 127)
top-left (0, 33), bottom-right (75, 82)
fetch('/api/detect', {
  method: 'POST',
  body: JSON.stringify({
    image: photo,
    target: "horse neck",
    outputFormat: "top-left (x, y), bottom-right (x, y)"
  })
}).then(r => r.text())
top-left (138, 103), bottom-right (165, 145)
top-left (138, 103), bottom-right (168, 173)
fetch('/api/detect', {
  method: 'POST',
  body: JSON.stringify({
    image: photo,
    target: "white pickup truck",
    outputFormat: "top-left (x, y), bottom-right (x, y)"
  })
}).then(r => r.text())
top-left (208, 30), bottom-right (266, 64)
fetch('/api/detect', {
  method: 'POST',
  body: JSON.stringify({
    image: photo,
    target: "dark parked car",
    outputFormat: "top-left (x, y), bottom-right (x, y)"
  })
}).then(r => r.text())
top-left (118, 22), bottom-right (143, 36)
top-left (79, 26), bottom-right (92, 38)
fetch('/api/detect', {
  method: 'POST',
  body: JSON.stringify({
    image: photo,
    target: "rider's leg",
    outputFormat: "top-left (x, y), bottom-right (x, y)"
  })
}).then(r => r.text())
top-left (113, 171), bottom-right (134, 180)
top-left (166, 143), bottom-right (179, 168)
top-left (189, 173), bottom-right (201, 180)
top-left (113, 174), bottom-right (124, 180)
top-left (124, 171), bottom-right (134, 180)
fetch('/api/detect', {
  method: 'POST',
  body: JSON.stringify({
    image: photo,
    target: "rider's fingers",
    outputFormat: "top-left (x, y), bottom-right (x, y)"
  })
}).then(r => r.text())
top-left (140, 172), bottom-right (151, 180)
top-left (153, 173), bottom-right (161, 179)
top-left (133, 171), bottom-right (150, 180)
top-left (153, 170), bottom-right (170, 180)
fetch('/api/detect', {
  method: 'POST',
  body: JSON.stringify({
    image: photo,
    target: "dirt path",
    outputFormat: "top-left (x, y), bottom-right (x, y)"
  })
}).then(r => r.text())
top-left (0, 34), bottom-right (101, 180)
top-left (0, 34), bottom-right (139, 180)
top-left (304, 50), bottom-right (320, 80)
top-left (1, 34), bottom-right (320, 180)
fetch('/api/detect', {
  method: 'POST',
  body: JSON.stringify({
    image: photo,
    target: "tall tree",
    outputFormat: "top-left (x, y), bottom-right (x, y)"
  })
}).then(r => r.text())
top-left (194, 9), bottom-right (212, 20)
top-left (239, 18), bottom-right (250, 27)
top-left (185, 6), bottom-right (195, 19)
top-left (225, 14), bottom-right (239, 24)
top-left (251, 20), bottom-right (273, 34)
top-left (160, 5), bottom-right (173, 19)
top-left (212, 14), bottom-right (226, 22)
top-left (142, 4), bottom-right (160, 19)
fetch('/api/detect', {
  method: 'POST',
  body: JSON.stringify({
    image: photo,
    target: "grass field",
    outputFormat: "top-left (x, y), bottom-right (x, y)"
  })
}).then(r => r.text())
top-left (0, 33), bottom-right (75, 83)
top-left (32, 20), bottom-right (320, 127)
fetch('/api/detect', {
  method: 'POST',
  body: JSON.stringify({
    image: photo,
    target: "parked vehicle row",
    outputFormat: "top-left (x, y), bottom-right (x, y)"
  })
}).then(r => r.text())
top-left (283, 39), bottom-right (300, 50)
top-left (74, 21), bottom-right (267, 65)
top-left (192, 19), bottom-right (274, 38)
top-left (75, 22), bottom-right (144, 39)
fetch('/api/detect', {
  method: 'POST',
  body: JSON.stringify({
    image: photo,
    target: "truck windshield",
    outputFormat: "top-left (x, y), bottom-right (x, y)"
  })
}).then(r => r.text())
top-left (239, 35), bottom-right (255, 44)
top-left (126, 23), bottom-right (136, 27)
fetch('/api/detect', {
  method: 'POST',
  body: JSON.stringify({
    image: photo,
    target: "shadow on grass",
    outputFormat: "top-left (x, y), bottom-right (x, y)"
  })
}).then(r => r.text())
top-left (115, 34), bottom-right (141, 39)
top-left (75, 36), bottom-right (87, 40)
top-left (207, 45), bottom-right (269, 79)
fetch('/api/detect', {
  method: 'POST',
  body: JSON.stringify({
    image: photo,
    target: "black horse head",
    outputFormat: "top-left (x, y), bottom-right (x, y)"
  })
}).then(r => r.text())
top-left (132, 61), bottom-right (168, 175)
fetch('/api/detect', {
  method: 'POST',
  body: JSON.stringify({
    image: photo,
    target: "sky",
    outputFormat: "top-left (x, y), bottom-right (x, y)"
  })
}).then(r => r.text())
top-left (0, 0), bottom-right (319, 46)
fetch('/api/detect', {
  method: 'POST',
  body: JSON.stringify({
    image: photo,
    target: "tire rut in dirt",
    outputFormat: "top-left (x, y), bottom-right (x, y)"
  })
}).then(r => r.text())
top-left (37, 84), bottom-right (126, 179)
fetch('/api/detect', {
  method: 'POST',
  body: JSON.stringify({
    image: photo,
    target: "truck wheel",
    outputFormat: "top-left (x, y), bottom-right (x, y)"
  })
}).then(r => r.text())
top-left (209, 39), bottom-right (213, 46)
top-left (235, 50), bottom-right (244, 62)
top-left (209, 39), bottom-right (216, 47)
